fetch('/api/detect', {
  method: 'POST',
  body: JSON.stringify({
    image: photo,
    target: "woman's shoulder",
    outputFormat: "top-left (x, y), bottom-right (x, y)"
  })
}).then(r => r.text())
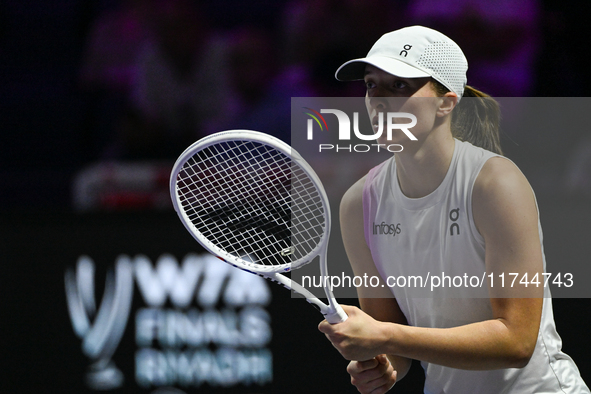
top-left (341, 156), bottom-right (393, 208)
top-left (472, 156), bottom-right (537, 233)
top-left (455, 140), bottom-right (512, 187)
top-left (341, 175), bottom-right (367, 213)
top-left (475, 156), bottom-right (529, 194)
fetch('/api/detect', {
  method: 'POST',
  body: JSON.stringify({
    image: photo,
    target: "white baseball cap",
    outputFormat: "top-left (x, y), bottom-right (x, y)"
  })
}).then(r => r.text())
top-left (335, 25), bottom-right (468, 98)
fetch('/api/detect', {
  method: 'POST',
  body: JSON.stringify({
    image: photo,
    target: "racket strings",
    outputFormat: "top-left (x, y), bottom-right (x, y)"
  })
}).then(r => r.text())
top-left (183, 144), bottom-right (310, 264)
top-left (176, 140), bottom-right (326, 268)
top-left (182, 145), bottom-right (290, 258)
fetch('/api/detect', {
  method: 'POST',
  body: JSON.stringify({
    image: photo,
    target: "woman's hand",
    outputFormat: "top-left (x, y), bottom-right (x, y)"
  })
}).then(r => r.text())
top-left (318, 304), bottom-right (391, 361)
top-left (347, 355), bottom-right (397, 394)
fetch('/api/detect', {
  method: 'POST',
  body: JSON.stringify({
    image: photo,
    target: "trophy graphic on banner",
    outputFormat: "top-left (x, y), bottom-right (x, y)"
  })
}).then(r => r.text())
top-left (65, 255), bottom-right (134, 390)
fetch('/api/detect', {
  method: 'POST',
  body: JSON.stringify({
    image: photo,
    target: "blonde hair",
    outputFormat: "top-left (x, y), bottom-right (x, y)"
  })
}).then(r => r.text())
top-left (432, 81), bottom-right (503, 155)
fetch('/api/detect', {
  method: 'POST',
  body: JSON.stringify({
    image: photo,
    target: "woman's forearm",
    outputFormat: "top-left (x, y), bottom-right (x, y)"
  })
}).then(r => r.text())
top-left (383, 318), bottom-right (535, 370)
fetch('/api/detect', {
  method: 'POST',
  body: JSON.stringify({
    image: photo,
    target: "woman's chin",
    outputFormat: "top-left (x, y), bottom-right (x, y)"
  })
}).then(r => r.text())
top-left (377, 136), bottom-right (403, 146)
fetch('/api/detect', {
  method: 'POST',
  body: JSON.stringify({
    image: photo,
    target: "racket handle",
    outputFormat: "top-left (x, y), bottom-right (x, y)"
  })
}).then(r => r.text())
top-left (325, 304), bottom-right (348, 324)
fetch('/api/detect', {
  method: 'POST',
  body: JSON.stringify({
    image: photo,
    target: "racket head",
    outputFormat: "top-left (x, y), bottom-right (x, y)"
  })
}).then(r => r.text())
top-left (170, 130), bottom-right (331, 275)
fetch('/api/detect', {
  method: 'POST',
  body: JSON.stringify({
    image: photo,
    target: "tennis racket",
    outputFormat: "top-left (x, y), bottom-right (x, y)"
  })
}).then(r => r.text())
top-left (169, 129), bottom-right (347, 324)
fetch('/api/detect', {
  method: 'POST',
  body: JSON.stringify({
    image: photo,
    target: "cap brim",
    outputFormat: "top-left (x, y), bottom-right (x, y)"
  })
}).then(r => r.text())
top-left (335, 56), bottom-right (431, 81)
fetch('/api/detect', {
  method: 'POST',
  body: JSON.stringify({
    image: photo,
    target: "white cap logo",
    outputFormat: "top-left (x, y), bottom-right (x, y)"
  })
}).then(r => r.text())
top-left (400, 44), bottom-right (412, 57)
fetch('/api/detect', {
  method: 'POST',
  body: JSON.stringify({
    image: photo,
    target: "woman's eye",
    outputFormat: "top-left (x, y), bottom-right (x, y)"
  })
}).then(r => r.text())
top-left (365, 81), bottom-right (376, 90)
top-left (393, 80), bottom-right (407, 89)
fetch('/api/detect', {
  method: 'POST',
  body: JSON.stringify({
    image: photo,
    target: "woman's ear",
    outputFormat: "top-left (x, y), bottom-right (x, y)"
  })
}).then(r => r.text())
top-left (437, 92), bottom-right (458, 117)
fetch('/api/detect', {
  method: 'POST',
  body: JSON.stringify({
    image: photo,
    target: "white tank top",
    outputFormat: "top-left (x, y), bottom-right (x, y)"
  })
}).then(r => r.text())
top-left (362, 139), bottom-right (589, 394)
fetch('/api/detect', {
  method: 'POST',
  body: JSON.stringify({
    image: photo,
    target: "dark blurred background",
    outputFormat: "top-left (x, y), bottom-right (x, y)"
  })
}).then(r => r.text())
top-left (0, 0), bottom-right (590, 209)
top-left (1, 0), bottom-right (590, 393)
top-left (0, 0), bottom-right (591, 209)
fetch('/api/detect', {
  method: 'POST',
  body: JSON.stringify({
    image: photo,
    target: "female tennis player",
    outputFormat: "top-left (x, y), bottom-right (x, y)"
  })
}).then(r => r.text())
top-left (318, 26), bottom-right (589, 394)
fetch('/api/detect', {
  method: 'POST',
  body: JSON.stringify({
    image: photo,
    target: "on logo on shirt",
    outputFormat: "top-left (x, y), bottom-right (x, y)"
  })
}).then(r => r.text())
top-left (449, 208), bottom-right (460, 236)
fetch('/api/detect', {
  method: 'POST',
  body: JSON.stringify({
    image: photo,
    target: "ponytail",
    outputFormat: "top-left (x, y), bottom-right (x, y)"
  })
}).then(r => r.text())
top-left (432, 81), bottom-right (503, 155)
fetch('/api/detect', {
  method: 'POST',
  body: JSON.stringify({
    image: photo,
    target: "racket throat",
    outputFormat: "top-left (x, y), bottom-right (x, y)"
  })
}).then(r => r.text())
top-left (269, 273), bottom-right (347, 324)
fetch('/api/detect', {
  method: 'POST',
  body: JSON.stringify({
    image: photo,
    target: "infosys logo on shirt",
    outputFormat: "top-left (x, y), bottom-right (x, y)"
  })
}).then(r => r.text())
top-left (373, 221), bottom-right (401, 237)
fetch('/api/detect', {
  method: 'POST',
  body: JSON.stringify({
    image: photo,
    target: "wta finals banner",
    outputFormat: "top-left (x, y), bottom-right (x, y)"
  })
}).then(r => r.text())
top-left (2, 212), bottom-right (352, 394)
top-left (64, 253), bottom-right (272, 391)
top-left (290, 97), bottom-right (591, 299)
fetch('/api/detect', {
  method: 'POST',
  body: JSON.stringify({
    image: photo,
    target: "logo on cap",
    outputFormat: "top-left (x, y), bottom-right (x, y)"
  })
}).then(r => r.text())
top-left (399, 44), bottom-right (412, 57)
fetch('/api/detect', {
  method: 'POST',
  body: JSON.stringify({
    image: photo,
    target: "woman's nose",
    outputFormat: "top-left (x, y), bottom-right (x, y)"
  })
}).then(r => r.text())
top-left (368, 95), bottom-right (388, 112)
